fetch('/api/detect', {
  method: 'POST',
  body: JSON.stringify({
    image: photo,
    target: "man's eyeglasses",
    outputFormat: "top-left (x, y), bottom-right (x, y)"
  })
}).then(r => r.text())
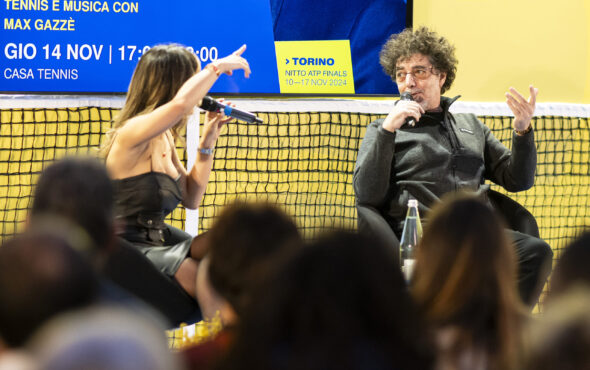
top-left (395, 66), bottom-right (436, 83)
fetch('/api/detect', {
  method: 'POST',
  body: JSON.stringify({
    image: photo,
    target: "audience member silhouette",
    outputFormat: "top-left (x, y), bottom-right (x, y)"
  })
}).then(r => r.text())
top-left (548, 230), bottom-right (590, 299)
top-left (0, 232), bottom-right (99, 348)
top-left (28, 306), bottom-right (181, 370)
top-left (184, 202), bottom-right (303, 369)
top-left (204, 202), bottom-right (302, 321)
top-left (30, 155), bottom-right (116, 263)
top-left (218, 230), bottom-right (434, 370)
top-left (411, 194), bottom-right (527, 370)
top-left (524, 285), bottom-right (590, 370)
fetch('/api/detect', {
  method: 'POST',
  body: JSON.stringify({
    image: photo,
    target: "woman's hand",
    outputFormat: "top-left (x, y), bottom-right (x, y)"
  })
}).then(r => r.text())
top-left (210, 44), bottom-right (251, 78)
top-left (182, 99), bottom-right (234, 209)
top-left (200, 98), bottom-right (233, 148)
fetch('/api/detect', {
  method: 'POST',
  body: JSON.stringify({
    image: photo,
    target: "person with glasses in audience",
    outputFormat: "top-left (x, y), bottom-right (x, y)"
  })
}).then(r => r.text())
top-left (353, 26), bottom-right (552, 308)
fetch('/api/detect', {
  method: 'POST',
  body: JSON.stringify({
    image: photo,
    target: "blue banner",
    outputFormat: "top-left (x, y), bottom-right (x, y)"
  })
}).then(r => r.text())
top-left (1, 0), bottom-right (407, 94)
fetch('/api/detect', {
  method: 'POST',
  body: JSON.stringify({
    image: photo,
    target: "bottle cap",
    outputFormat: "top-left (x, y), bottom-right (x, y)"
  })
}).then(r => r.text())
top-left (408, 199), bottom-right (418, 207)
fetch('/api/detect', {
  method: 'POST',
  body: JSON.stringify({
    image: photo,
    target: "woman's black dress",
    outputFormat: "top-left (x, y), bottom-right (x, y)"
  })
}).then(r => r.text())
top-left (112, 172), bottom-right (192, 276)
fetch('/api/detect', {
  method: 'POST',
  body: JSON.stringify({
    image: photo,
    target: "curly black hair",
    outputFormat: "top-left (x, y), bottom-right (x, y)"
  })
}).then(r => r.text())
top-left (380, 26), bottom-right (457, 94)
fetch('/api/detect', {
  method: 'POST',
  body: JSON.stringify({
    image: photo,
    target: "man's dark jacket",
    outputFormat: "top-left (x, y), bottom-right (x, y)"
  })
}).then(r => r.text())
top-left (353, 96), bottom-right (536, 242)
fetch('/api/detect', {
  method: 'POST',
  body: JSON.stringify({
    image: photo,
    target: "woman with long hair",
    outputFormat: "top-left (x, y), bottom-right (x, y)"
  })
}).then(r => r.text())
top-left (412, 193), bottom-right (527, 370)
top-left (219, 230), bottom-right (435, 370)
top-left (101, 43), bottom-right (250, 298)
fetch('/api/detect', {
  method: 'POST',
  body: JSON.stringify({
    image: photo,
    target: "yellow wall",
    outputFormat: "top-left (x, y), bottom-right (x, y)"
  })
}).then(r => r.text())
top-left (413, 0), bottom-right (590, 103)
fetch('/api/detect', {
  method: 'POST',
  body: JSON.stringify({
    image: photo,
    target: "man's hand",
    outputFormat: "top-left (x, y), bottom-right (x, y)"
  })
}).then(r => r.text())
top-left (506, 85), bottom-right (538, 132)
top-left (382, 100), bottom-right (425, 133)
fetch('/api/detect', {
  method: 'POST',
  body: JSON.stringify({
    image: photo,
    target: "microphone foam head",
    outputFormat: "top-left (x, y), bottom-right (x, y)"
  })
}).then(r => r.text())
top-left (400, 92), bottom-right (413, 101)
top-left (199, 96), bottom-right (218, 111)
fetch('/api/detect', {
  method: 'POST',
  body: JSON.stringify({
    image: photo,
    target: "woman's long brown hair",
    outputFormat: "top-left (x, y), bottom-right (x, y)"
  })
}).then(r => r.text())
top-left (100, 44), bottom-right (199, 157)
top-left (412, 193), bottom-right (526, 370)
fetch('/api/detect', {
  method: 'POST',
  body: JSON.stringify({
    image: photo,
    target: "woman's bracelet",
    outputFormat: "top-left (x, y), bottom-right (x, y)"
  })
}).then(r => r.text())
top-left (205, 64), bottom-right (221, 77)
top-left (198, 147), bottom-right (214, 156)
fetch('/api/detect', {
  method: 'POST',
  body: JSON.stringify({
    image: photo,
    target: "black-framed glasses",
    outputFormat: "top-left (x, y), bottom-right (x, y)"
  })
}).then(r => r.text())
top-left (395, 66), bottom-right (436, 83)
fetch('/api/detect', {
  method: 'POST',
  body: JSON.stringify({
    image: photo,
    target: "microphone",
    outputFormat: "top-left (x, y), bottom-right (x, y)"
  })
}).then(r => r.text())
top-left (400, 92), bottom-right (416, 127)
top-left (199, 96), bottom-right (263, 123)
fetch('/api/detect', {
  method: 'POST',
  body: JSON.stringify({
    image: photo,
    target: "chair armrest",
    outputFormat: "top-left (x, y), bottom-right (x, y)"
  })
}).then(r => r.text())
top-left (487, 189), bottom-right (540, 238)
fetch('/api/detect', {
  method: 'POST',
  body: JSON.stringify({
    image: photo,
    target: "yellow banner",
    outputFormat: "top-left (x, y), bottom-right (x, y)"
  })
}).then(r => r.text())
top-left (274, 40), bottom-right (355, 94)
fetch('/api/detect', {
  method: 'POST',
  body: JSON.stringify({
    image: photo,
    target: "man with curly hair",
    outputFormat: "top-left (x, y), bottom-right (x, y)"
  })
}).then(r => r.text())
top-left (353, 26), bottom-right (552, 308)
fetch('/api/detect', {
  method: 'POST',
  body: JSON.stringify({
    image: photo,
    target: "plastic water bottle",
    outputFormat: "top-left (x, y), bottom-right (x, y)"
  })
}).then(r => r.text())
top-left (399, 198), bottom-right (422, 282)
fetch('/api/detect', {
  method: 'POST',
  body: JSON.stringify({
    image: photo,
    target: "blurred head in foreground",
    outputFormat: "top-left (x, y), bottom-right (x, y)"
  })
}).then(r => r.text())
top-left (549, 231), bottom-right (590, 300)
top-left (524, 285), bottom-right (590, 370)
top-left (219, 230), bottom-right (434, 370)
top-left (0, 231), bottom-right (98, 348)
top-left (28, 306), bottom-right (180, 370)
top-left (197, 201), bottom-right (303, 325)
top-left (412, 193), bottom-right (525, 370)
top-left (30, 156), bottom-right (116, 264)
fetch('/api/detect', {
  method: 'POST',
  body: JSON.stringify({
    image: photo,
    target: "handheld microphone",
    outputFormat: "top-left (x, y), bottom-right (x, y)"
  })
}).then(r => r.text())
top-left (400, 92), bottom-right (416, 127)
top-left (199, 96), bottom-right (263, 124)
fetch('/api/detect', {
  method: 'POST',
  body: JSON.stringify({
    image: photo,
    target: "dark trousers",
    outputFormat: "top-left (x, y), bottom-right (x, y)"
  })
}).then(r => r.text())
top-left (356, 205), bottom-right (553, 308)
top-left (507, 229), bottom-right (553, 307)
